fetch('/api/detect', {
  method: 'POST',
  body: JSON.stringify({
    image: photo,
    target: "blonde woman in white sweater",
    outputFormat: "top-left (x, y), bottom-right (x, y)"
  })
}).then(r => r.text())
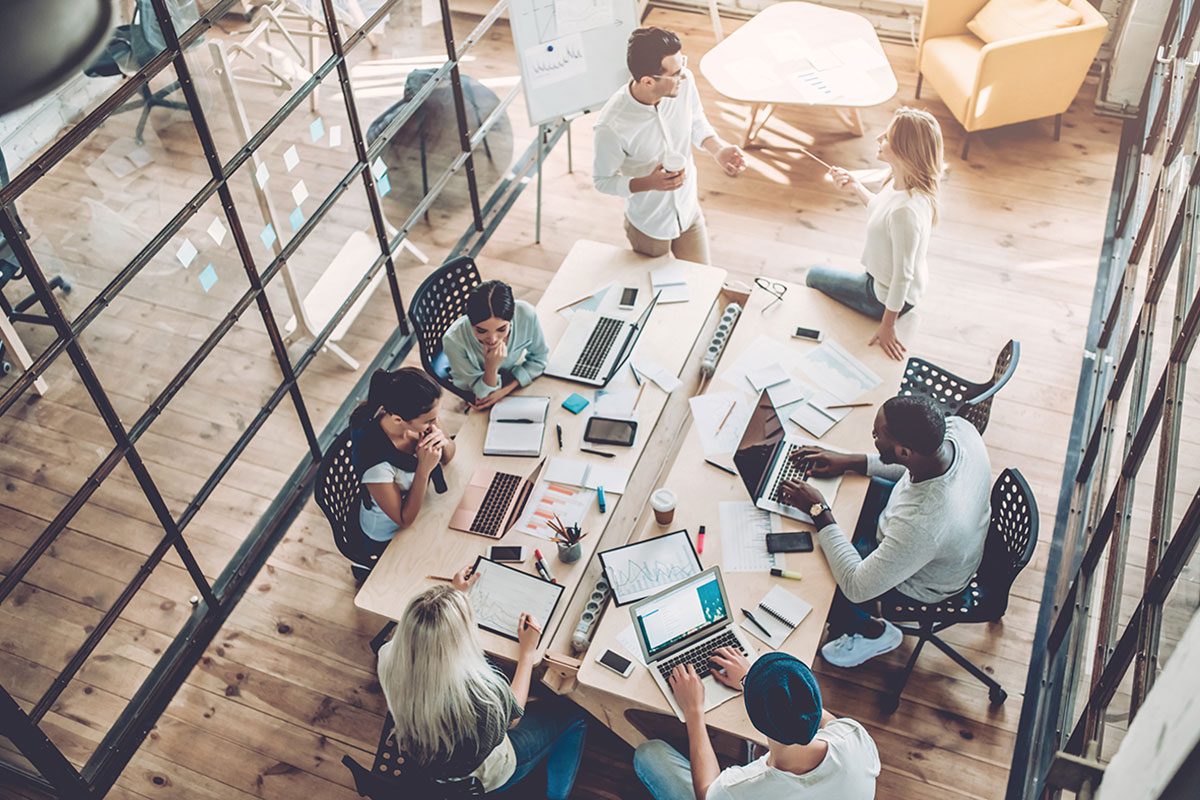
top-left (805, 108), bottom-right (944, 360)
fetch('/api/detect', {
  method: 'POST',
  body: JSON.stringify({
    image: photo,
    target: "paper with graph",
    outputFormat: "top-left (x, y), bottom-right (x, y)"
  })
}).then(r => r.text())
top-left (599, 529), bottom-right (702, 605)
top-left (523, 33), bottom-right (588, 90)
top-left (720, 500), bottom-right (780, 573)
top-left (796, 339), bottom-right (881, 402)
top-left (553, 0), bottom-right (615, 38)
top-left (512, 480), bottom-right (592, 540)
top-left (468, 557), bottom-right (564, 643)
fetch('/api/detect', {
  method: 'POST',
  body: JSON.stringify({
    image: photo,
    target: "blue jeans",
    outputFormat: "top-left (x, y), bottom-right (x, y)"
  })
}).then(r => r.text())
top-left (633, 740), bottom-right (696, 800)
top-left (825, 478), bottom-right (922, 637)
top-left (494, 697), bottom-right (587, 799)
top-left (805, 266), bottom-right (912, 321)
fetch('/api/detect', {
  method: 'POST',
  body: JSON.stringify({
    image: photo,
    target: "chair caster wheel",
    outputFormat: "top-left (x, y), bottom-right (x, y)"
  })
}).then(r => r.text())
top-left (989, 687), bottom-right (1007, 705)
top-left (1, 361), bottom-right (11, 376)
top-left (61, 279), bottom-right (73, 294)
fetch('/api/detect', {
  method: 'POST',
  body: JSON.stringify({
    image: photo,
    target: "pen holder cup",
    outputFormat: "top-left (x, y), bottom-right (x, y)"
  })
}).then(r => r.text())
top-left (557, 541), bottom-right (582, 564)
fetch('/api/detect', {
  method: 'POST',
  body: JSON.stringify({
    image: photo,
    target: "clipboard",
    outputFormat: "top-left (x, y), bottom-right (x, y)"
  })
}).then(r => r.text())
top-left (467, 556), bottom-right (564, 644)
top-left (598, 529), bottom-right (702, 606)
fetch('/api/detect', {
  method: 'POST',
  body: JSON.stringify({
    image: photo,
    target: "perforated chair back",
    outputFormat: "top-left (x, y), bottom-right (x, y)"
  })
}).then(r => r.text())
top-left (314, 428), bottom-right (387, 573)
top-left (898, 340), bottom-right (1020, 435)
top-left (408, 256), bottom-right (482, 401)
top-left (342, 714), bottom-right (485, 799)
top-left (976, 468), bottom-right (1038, 618)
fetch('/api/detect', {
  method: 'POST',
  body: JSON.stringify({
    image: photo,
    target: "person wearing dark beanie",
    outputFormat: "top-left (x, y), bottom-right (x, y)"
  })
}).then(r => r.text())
top-left (633, 650), bottom-right (879, 799)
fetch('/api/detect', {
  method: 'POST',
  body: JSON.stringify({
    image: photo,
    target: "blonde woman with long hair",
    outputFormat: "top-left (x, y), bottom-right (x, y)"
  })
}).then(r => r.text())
top-left (377, 570), bottom-right (587, 797)
top-left (805, 107), bottom-right (945, 360)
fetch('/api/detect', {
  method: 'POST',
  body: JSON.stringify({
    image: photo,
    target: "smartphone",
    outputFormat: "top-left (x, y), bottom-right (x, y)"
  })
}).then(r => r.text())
top-left (619, 286), bottom-right (639, 310)
top-left (765, 532), bottom-right (814, 553)
top-left (792, 326), bottom-right (824, 342)
top-left (584, 416), bottom-right (638, 447)
top-left (488, 545), bottom-right (527, 563)
top-left (596, 649), bottom-right (635, 677)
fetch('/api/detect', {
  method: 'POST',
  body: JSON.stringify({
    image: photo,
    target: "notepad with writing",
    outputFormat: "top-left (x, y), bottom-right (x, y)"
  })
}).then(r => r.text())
top-left (484, 396), bottom-right (550, 457)
top-left (739, 586), bottom-right (813, 649)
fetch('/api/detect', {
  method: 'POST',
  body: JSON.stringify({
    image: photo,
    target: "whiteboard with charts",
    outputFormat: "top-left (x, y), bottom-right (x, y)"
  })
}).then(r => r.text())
top-left (510, 0), bottom-right (640, 126)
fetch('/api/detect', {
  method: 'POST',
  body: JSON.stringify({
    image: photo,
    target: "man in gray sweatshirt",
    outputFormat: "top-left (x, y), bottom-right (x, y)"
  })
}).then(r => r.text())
top-left (781, 395), bottom-right (991, 668)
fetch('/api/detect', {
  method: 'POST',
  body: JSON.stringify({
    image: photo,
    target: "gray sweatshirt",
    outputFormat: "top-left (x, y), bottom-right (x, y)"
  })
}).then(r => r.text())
top-left (817, 417), bottom-right (991, 603)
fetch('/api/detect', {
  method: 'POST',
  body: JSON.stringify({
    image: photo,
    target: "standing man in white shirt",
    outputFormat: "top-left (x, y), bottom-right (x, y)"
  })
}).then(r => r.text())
top-left (592, 27), bottom-right (746, 264)
top-left (633, 651), bottom-right (880, 800)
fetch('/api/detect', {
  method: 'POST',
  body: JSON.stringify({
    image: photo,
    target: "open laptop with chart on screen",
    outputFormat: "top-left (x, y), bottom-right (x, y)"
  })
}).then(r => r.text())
top-left (629, 566), bottom-right (757, 721)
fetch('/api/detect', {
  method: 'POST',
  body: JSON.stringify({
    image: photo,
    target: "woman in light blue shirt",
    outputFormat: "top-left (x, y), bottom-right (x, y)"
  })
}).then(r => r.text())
top-left (442, 280), bottom-right (550, 410)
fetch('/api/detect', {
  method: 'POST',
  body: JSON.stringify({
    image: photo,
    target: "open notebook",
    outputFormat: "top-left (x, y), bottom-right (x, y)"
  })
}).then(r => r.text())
top-left (484, 396), bottom-right (550, 457)
top-left (739, 586), bottom-right (813, 649)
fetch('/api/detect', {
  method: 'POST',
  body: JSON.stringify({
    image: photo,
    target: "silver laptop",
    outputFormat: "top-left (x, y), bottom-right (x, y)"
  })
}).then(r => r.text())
top-left (545, 292), bottom-right (660, 387)
top-left (732, 390), bottom-right (841, 523)
top-left (629, 566), bottom-right (757, 721)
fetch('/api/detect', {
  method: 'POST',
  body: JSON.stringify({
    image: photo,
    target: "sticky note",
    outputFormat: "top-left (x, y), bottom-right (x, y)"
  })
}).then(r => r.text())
top-left (198, 264), bottom-right (218, 293)
top-left (329, 125), bottom-right (342, 148)
top-left (283, 145), bottom-right (299, 172)
top-left (289, 206), bottom-right (305, 231)
top-left (175, 239), bottom-right (197, 268)
top-left (260, 224), bottom-right (277, 249)
top-left (206, 217), bottom-right (227, 246)
top-left (371, 157), bottom-right (387, 179)
top-left (562, 393), bottom-right (590, 414)
top-left (127, 147), bottom-right (152, 168)
top-left (376, 174), bottom-right (391, 197)
top-left (291, 180), bottom-right (309, 205)
top-left (309, 117), bottom-right (325, 142)
top-left (255, 161), bottom-right (270, 187)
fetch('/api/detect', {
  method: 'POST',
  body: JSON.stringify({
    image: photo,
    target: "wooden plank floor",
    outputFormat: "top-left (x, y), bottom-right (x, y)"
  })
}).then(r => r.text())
top-left (0, 6), bottom-right (1123, 799)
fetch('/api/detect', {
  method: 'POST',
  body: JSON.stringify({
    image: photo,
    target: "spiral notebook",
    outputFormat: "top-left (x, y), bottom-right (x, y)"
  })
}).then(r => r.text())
top-left (738, 586), bottom-right (813, 649)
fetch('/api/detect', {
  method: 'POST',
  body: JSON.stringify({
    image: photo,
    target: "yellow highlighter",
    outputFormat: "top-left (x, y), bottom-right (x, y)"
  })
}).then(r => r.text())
top-left (770, 568), bottom-right (803, 581)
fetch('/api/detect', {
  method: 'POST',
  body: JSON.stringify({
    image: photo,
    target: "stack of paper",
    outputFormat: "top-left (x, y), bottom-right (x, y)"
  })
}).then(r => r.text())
top-left (484, 396), bottom-right (550, 457)
top-left (650, 264), bottom-right (690, 304)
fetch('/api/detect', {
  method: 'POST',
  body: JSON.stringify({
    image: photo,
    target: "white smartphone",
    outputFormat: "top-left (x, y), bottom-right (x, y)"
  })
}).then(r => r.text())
top-left (488, 545), bottom-right (527, 563)
top-left (595, 648), bottom-right (635, 678)
top-left (618, 286), bottom-right (639, 310)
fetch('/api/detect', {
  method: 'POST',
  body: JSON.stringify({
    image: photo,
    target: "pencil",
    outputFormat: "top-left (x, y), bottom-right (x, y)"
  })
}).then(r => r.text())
top-left (824, 401), bottom-right (872, 409)
top-left (715, 400), bottom-right (736, 433)
top-left (555, 291), bottom-right (596, 312)
top-left (426, 574), bottom-right (454, 582)
top-left (633, 382), bottom-right (647, 409)
top-left (798, 146), bottom-right (833, 171)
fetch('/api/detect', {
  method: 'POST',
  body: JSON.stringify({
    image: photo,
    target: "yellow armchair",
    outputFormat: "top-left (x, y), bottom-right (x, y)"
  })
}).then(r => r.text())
top-left (916, 0), bottom-right (1108, 158)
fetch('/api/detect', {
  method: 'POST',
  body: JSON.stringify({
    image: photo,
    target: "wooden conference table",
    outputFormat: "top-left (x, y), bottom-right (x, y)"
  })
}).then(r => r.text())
top-left (699, 2), bottom-right (897, 147)
top-left (354, 240), bottom-right (728, 662)
top-left (569, 274), bottom-right (911, 746)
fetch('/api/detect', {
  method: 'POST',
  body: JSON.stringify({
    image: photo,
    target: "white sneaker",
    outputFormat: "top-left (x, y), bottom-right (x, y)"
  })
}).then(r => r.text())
top-left (820, 620), bottom-right (903, 668)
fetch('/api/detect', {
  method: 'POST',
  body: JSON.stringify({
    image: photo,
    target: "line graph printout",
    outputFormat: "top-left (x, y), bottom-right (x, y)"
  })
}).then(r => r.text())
top-left (468, 557), bottom-right (564, 644)
top-left (600, 529), bottom-right (702, 605)
top-left (720, 500), bottom-right (779, 573)
top-left (796, 339), bottom-right (881, 403)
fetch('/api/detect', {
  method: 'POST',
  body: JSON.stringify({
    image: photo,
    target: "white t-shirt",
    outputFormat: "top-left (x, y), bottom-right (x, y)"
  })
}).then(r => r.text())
top-left (359, 461), bottom-right (415, 540)
top-left (705, 719), bottom-right (880, 800)
top-left (860, 184), bottom-right (933, 312)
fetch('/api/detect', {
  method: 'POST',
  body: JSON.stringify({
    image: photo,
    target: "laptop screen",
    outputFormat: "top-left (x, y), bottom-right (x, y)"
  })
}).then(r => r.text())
top-left (634, 569), bottom-right (728, 660)
top-left (733, 390), bottom-right (785, 501)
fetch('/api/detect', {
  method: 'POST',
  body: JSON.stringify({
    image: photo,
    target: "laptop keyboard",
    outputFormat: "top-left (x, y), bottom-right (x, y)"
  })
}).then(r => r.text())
top-left (571, 317), bottom-right (624, 379)
top-left (471, 472), bottom-right (522, 536)
top-left (768, 445), bottom-right (808, 504)
top-left (656, 631), bottom-right (747, 682)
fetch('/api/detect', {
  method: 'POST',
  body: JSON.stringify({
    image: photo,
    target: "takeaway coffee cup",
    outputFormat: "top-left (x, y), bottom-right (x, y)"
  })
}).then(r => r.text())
top-left (651, 489), bottom-right (677, 525)
top-left (661, 152), bottom-right (686, 175)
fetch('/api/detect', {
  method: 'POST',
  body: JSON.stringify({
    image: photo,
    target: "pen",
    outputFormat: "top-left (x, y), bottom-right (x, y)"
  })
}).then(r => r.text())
top-left (697, 525), bottom-right (706, 554)
top-left (704, 458), bottom-right (738, 476)
top-left (757, 603), bottom-right (795, 629)
top-left (556, 423), bottom-right (563, 450)
top-left (503, 418), bottom-right (540, 424)
top-left (823, 402), bottom-right (872, 410)
top-left (741, 608), bottom-right (772, 639)
top-left (631, 364), bottom-right (643, 385)
top-left (770, 568), bottom-right (803, 581)
top-left (426, 574), bottom-right (454, 582)
top-left (597, 485), bottom-right (607, 513)
top-left (533, 549), bottom-right (557, 583)
top-left (580, 447), bottom-right (615, 458)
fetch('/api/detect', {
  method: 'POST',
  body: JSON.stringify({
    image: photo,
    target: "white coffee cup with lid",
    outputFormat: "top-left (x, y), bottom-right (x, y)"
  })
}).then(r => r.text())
top-left (651, 488), bottom-right (677, 525)
top-left (661, 152), bottom-right (686, 175)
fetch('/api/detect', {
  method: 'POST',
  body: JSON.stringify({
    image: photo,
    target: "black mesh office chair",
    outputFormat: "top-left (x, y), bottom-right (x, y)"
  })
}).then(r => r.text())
top-left (880, 468), bottom-right (1038, 712)
top-left (407, 256), bottom-right (482, 402)
top-left (897, 340), bottom-right (1019, 435)
top-left (85, 0), bottom-right (199, 145)
top-left (342, 714), bottom-right (484, 799)
top-left (314, 428), bottom-right (388, 583)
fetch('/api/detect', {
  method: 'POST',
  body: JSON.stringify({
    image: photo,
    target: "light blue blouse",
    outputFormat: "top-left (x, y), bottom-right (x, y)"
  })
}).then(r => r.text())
top-left (442, 300), bottom-right (549, 398)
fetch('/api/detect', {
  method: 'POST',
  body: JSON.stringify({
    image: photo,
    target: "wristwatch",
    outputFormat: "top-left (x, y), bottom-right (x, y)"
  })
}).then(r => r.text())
top-left (810, 502), bottom-right (831, 518)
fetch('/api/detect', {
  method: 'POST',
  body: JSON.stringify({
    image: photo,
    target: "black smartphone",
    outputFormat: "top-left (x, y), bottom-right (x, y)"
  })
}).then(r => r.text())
top-left (619, 286), bottom-right (639, 309)
top-left (596, 649), bottom-right (635, 677)
top-left (584, 416), bottom-right (638, 447)
top-left (766, 531), bottom-right (814, 553)
top-left (792, 326), bottom-right (824, 342)
top-left (488, 545), bottom-right (527, 563)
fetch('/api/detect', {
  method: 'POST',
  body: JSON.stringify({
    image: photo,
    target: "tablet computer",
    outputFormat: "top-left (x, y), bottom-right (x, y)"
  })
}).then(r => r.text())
top-left (598, 529), bottom-right (702, 606)
top-left (467, 556), bottom-right (564, 644)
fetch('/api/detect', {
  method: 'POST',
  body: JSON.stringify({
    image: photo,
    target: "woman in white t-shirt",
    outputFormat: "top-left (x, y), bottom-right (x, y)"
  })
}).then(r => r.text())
top-left (805, 107), bottom-right (945, 360)
top-left (350, 367), bottom-right (456, 542)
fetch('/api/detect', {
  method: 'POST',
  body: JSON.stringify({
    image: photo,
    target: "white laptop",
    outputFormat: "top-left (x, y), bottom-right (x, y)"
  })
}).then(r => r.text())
top-left (545, 292), bottom-right (660, 387)
top-left (629, 566), bottom-right (758, 721)
top-left (732, 390), bottom-right (841, 523)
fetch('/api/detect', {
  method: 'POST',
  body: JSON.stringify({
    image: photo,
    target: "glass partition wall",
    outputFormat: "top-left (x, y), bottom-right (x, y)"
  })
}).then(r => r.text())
top-left (1010, 3), bottom-right (1200, 798)
top-left (0, 1), bottom-right (545, 795)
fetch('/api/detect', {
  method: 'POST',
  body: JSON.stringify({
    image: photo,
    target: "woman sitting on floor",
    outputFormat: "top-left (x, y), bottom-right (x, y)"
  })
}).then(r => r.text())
top-left (442, 279), bottom-right (549, 410)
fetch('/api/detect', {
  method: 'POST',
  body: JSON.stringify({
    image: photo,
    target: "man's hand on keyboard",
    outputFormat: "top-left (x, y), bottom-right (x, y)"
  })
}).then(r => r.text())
top-left (709, 647), bottom-right (750, 690)
top-left (668, 664), bottom-right (706, 720)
